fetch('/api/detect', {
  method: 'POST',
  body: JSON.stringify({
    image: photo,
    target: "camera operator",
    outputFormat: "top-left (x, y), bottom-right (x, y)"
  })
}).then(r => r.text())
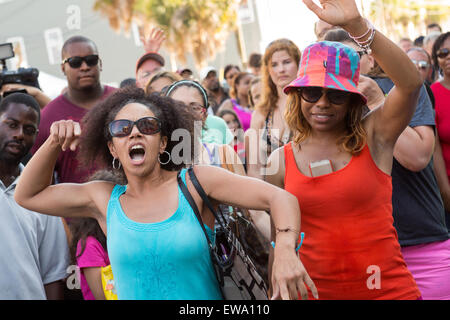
top-left (0, 42), bottom-right (51, 109)
top-left (1, 83), bottom-right (51, 109)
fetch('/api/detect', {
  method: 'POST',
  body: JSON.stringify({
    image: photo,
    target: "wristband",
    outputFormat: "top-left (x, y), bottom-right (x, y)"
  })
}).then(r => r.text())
top-left (271, 232), bottom-right (305, 252)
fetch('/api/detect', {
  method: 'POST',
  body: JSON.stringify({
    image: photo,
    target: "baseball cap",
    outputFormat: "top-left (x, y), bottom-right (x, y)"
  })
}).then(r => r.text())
top-left (200, 66), bottom-right (217, 82)
top-left (177, 67), bottom-right (193, 75)
top-left (135, 52), bottom-right (165, 73)
top-left (284, 41), bottom-right (367, 105)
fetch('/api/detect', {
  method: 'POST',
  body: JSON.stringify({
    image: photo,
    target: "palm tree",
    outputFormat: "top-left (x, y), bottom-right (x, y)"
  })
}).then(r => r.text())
top-left (93, 0), bottom-right (240, 69)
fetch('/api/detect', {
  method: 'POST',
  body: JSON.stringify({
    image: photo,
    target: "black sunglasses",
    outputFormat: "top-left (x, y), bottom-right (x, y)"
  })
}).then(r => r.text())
top-left (437, 48), bottom-right (449, 59)
top-left (109, 117), bottom-right (161, 138)
top-left (298, 87), bottom-right (351, 105)
top-left (62, 54), bottom-right (100, 68)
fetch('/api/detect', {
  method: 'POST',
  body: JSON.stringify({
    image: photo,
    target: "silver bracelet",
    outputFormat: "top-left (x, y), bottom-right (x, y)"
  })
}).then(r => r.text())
top-left (348, 19), bottom-right (376, 54)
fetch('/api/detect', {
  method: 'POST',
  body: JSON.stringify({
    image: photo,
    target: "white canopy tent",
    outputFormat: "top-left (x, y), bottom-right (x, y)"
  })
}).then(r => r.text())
top-left (38, 71), bottom-right (67, 99)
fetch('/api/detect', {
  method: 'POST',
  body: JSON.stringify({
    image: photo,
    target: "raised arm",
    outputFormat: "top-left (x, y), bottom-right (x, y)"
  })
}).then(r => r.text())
top-left (304, 0), bottom-right (422, 147)
top-left (190, 165), bottom-right (317, 300)
top-left (14, 120), bottom-right (109, 220)
top-left (1, 83), bottom-right (51, 109)
top-left (140, 26), bottom-right (166, 53)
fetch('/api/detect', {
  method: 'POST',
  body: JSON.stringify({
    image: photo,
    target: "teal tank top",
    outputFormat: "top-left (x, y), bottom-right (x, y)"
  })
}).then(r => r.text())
top-left (106, 168), bottom-right (222, 300)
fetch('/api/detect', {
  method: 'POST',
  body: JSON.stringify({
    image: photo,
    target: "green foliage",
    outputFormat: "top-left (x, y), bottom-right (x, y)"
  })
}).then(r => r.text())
top-left (93, 0), bottom-right (240, 68)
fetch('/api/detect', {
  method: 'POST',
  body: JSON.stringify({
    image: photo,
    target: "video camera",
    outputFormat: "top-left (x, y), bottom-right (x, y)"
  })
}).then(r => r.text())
top-left (0, 42), bottom-right (40, 90)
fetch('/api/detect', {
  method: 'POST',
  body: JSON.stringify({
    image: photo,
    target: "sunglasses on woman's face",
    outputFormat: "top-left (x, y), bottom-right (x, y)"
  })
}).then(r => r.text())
top-left (437, 48), bottom-right (450, 59)
top-left (299, 87), bottom-right (352, 105)
top-left (62, 54), bottom-right (100, 68)
top-left (109, 117), bottom-right (161, 138)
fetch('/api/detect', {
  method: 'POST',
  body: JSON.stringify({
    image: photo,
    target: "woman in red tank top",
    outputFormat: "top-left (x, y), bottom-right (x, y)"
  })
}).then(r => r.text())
top-left (265, 0), bottom-right (423, 299)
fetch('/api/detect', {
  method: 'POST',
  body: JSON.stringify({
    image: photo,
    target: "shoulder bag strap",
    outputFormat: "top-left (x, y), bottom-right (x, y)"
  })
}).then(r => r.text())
top-left (187, 167), bottom-right (227, 228)
top-left (177, 171), bottom-right (213, 248)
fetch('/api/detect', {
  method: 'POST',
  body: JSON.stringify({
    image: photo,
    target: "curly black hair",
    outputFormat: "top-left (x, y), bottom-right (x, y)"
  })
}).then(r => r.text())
top-left (78, 86), bottom-right (198, 175)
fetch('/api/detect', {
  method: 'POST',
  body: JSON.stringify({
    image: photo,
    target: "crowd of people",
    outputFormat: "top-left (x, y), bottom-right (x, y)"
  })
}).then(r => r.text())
top-left (1, 0), bottom-right (450, 300)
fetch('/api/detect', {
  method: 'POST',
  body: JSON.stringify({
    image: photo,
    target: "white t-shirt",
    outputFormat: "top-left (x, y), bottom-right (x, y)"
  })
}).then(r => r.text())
top-left (0, 166), bottom-right (69, 299)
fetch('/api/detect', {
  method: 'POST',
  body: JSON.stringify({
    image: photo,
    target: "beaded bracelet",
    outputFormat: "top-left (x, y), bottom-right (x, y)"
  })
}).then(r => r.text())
top-left (348, 18), bottom-right (376, 54)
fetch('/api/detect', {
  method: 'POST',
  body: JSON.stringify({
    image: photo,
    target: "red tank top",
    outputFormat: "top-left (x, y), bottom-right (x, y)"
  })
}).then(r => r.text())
top-left (284, 142), bottom-right (420, 300)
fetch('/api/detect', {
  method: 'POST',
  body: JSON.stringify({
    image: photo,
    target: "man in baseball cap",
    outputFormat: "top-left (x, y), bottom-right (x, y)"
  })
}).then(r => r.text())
top-left (135, 52), bottom-right (165, 89)
top-left (200, 66), bottom-right (229, 114)
top-left (177, 67), bottom-right (194, 80)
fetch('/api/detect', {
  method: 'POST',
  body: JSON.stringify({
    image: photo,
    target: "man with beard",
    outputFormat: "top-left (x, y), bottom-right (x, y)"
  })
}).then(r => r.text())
top-left (31, 36), bottom-right (116, 184)
top-left (0, 93), bottom-right (69, 299)
top-left (200, 66), bottom-right (229, 115)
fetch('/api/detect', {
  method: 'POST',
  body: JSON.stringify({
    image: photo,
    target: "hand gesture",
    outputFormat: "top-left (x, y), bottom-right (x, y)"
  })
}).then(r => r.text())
top-left (140, 27), bottom-right (166, 53)
top-left (1, 83), bottom-right (39, 97)
top-left (358, 75), bottom-right (385, 110)
top-left (49, 120), bottom-right (81, 152)
top-left (271, 246), bottom-right (318, 300)
top-left (302, 0), bottom-right (361, 27)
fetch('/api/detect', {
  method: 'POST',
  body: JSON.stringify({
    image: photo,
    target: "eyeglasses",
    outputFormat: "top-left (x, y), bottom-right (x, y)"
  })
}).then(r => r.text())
top-left (188, 102), bottom-right (206, 113)
top-left (298, 87), bottom-right (352, 105)
top-left (108, 117), bottom-right (161, 138)
top-left (62, 54), bottom-right (100, 68)
top-left (411, 59), bottom-right (430, 70)
top-left (437, 48), bottom-right (449, 59)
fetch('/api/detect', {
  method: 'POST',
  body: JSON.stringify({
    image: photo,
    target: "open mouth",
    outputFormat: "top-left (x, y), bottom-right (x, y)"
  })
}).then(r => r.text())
top-left (129, 144), bottom-right (146, 164)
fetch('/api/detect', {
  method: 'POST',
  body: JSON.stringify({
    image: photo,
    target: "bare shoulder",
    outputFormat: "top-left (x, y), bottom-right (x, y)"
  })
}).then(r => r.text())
top-left (218, 99), bottom-right (233, 113)
top-left (250, 109), bottom-right (265, 130)
top-left (84, 180), bottom-right (117, 214)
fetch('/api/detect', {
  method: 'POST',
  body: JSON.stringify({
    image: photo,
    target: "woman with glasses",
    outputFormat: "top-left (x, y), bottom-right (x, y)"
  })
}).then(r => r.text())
top-left (265, 0), bottom-right (422, 299)
top-left (431, 32), bottom-right (450, 232)
top-left (164, 80), bottom-right (234, 146)
top-left (166, 80), bottom-right (272, 266)
top-left (328, 23), bottom-right (450, 300)
top-left (14, 86), bottom-right (316, 300)
top-left (164, 79), bottom-right (244, 173)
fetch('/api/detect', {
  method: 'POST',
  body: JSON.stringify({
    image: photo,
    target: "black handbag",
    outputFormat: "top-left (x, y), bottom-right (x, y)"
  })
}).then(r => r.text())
top-left (177, 168), bottom-right (269, 300)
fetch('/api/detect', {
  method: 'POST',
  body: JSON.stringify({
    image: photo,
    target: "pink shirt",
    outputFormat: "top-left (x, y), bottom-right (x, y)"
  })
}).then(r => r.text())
top-left (76, 236), bottom-right (110, 300)
top-left (432, 82), bottom-right (450, 179)
top-left (231, 99), bottom-right (252, 132)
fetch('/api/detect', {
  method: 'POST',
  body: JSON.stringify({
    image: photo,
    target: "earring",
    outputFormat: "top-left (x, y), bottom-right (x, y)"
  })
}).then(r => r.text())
top-left (158, 151), bottom-right (171, 165)
top-left (112, 158), bottom-right (121, 170)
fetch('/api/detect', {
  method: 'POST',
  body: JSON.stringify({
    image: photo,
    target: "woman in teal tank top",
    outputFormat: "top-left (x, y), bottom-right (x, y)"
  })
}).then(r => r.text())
top-left (15, 87), bottom-right (318, 300)
top-left (107, 168), bottom-right (221, 299)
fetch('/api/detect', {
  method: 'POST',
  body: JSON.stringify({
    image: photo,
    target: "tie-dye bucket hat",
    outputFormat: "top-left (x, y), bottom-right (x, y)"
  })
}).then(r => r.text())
top-left (284, 41), bottom-right (367, 105)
